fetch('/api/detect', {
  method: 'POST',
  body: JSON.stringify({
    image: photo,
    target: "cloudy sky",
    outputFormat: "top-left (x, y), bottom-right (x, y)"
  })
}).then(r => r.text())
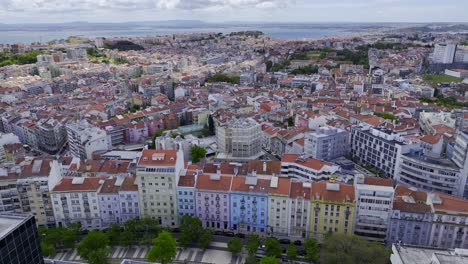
top-left (0, 0), bottom-right (466, 24)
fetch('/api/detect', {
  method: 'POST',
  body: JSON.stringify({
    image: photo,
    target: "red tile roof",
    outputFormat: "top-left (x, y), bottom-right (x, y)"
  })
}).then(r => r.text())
top-left (393, 185), bottom-right (431, 214)
top-left (281, 154), bottom-right (334, 171)
top-left (363, 177), bottom-right (393, 187)
top-left (53, 177), bottom-right (106, 192)
top-left (311, 181), bottom-right (355, 203)
top-left (432, 192), bottom-right (468, 214)
top-left (138, 149), bottom-right (177, 166)
top-left (195, 174), bottom-right (233, 191)
top-left (268, 177), bottom-right (291, 196)
top-left (289, 181), bottom-right (311, 200)
top-left (230, 177), bottom-right (270, 193)
top-left (120, 176), bottom-right (138, 192)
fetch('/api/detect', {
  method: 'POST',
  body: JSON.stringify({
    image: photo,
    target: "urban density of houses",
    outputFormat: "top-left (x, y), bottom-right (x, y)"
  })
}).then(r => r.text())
top-left (1, 23), bottom-right (468, 264)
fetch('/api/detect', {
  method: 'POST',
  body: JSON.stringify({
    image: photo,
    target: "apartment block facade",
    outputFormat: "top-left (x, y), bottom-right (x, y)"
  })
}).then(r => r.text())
top-left (304, 126), bottom-right (349, 161)
top-left (230, 177), bottom-right (269, 233)
top-left (195, 173), bottom-right (232, 230)
top-left (136, 149), bottom-right (184, 227)
top-left (351, 125), bottom-right (409, 178)
top-left (354, 176), bottom-right (394, 242)
top-left (309, 180), bottom-right (355, 240)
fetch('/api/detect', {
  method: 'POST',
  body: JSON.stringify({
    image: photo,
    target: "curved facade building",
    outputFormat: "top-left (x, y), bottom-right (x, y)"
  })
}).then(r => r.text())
top-left (395, 153), bottom-right (462, 197)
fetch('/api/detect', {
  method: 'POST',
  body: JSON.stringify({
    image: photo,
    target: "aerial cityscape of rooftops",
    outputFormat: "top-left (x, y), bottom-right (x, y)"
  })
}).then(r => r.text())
top-left (1, 1), bottom-right (468, 264)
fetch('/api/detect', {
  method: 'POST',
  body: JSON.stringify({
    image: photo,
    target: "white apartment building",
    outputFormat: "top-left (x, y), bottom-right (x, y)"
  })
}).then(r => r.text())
top-left (17, 159), bottom-right (62, 226)
top-left (396, 151), bottom-right (464, 198)
top-left (431, 44), bottom-right (456, 64)
top-left (304, 126), bottom-right (349, 161)
top-left (452, 131), bottom-right (468, 198)
top-left (51, 177), bottom-right (104, 229)
top-left (354, 175), bottom-right (394, 242)
top-left (288, 181), bottom-right (311, 238)
top-left (281, 154), bottom-right (340, 182)
top-left (0, 133), bottom-right (20, 162)
top-left (267, 177), bottom-right (291, 236)
top-left (216, 118), bottom-right (263, 161)
top-left (136, 149), bottom-right (184, 226)
top-left (419, 112), bottom-right (456, 135)
top-left (350, 125), bottom-right (411, 178)
top-left (66, 120), bottom-right (109, 160)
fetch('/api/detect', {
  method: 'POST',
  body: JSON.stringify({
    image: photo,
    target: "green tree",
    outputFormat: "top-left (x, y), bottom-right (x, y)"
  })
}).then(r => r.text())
top-left (77, 230), bottom-right (110, 264)
top-left (287, 243), bottom-right (297, 260)
top-left (198, 228), bottom-right (213, 249)
top-left (245, 253), bottom-right (259, 264)
top-left (265, 60), bottom-right (273, 72)
top-left (287, 116), bottom-right (295, 127)
top-left (265, 237), bottom-right (282, 258)
top-left (119, 230), bottom-right (137, 246)
top-left (208, 115), bottom-right (215, 135)
top-left (304, 238), bottom-right (320, 262)
top-left (106, 224), bottom-right (122, 246)
top-left (261, 256), bottom-right (279, 264)
top-left (41, 242), bottom-right (55, 257)
top-left (146, 231), bottom-right (177, 264)
top-left (246, 234), bottom-right (261, 255)
top-left (320, 233), bottom-right (390, 264)
top-left (87, 247), bottom-right (111, 264)
top-left (190, 145), bottom-right (207, 163)
top-left (227, 237), bottom-right (243, 256)
top-left (206, 73), bottom-right (240, 84)
top-left (179, 215), bottom-right (203, 247)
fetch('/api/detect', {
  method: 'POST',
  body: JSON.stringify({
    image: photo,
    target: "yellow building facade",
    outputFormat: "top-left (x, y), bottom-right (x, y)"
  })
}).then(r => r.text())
top-left (309, 180), bottom-right (355, 240)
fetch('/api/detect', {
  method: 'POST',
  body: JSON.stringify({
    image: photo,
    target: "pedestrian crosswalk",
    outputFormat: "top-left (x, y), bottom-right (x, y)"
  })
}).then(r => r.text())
top-left (49, 244), bottom-right (242, 264)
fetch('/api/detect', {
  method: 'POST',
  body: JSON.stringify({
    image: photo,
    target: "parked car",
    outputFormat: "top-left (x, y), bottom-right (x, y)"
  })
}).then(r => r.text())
top-left (236, 233), bottom-right (246, 238)
top-left (279, 238), bottom-right (291, 244)
top-left (294, 240), bottom-right (302, 246)
top-left (223, 231), bottom-right (235, 237)
top-left (214, 230), bottom-right (223, 236)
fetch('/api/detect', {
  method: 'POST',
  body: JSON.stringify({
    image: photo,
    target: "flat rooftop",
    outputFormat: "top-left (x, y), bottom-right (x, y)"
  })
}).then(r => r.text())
top-left (393, 244), bottom-right (468, 264)
top-left (0, 214), bottom-right (31, 239)
top-left (403, 152), bottom-right (459, 169)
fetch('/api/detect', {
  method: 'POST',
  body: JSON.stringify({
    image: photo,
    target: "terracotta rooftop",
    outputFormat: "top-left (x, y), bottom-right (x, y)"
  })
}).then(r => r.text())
top-left (281, 154), bottom-right (335, 171)
top-left (420, 135), bottom-right (440, 145)
top-left (53, 177), bottom-right (106, 192)
top-left (311, 180), bottom-right (355, 203)
top-left (138, 149), bottom-right (178, 166)
top-left (289, 181), bottom-right (311, 200)
top-left (20, 159), bottom-right (52, 178)
top-left (432, 192), bottom-right (468, 214)
top-left (393, 185), bottom-right (431, 214)
top-left (178, 172), bottom-right (196, 188)
top-left (99, 178), bottom-right (119, 194)
top-left (268, 177), bottom-right (291, 196)
top-left (363, 177), bottom-right (393, 187)
top-left (247, 160), bottom-right (282, 175)
top-left (231, 177), bottom-right (270, 193)
top-left (120, 176), bottom-right (138, 192)
top-left (195, 173), bottom-right (233, 191)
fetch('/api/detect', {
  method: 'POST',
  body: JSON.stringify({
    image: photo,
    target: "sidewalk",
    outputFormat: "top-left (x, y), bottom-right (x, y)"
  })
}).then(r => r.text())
top-left (48, 242), bottom-right (243, 264)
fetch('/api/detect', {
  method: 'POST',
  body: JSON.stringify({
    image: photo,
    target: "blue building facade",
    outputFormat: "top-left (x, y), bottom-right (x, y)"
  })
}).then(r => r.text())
top-left (230, 177), bottom-right (269, 233)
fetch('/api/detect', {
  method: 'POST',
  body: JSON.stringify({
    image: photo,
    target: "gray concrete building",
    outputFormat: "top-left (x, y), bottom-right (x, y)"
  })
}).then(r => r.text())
top-left (304, 126), bottom-right (348, 161)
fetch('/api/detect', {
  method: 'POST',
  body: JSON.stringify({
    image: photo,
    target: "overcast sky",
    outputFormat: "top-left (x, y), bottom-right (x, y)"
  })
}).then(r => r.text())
top-left (0, 0), bottom-right (466, 24)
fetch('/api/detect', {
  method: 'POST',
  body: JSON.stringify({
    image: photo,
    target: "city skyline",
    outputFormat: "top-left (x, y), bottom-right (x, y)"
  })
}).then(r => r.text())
top-left (0, 0), bottom-right (467, 24)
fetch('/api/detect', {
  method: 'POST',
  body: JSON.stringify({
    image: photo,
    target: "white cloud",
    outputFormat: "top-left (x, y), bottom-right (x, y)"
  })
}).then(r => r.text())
top-left (0, 0), bottom-right (292, 12)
